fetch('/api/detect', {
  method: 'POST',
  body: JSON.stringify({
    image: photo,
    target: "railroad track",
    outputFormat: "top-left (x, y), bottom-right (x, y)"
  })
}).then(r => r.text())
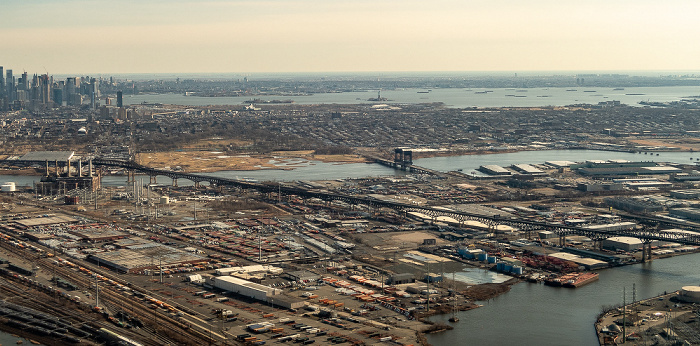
top-left (0, 231), bottom-right (217, 345)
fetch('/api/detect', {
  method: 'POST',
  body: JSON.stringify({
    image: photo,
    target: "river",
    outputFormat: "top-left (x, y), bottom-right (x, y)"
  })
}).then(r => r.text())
top-left (123, 86), bottom-right (700, 108)
top-left (428, 253), bottom-right (700, 346)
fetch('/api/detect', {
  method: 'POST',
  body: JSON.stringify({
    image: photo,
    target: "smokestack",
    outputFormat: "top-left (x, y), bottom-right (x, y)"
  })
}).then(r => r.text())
top-left (78, 159), bottom-right (82, 177)
top-left (67, 159), bottom-right (71, 177)
top-left (89, 159), bottom-right (93, 177)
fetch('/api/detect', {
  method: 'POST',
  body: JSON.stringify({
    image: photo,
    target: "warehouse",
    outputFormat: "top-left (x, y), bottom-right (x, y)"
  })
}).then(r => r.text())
top-left (478, 165), bottom-right (511, 176)
top-left (211, 276), bottom-right (281, 302)
top-left (669, 208), bottom-right (700, 221)
top-left (88, 245), bottom-right (206, 273)
top-left (602, 236), bottom-right (643, 252)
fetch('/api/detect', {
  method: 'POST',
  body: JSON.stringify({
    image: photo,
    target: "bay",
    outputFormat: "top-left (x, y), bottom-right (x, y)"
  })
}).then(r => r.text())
top-left (123, 86), bottom-right (700, 108)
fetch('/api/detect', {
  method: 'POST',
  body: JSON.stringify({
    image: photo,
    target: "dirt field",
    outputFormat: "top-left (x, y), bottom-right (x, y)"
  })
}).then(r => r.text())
top-left (135, 150), bottom-right (368, 172)
top-left (629, 138), bottom-right (700, 151)
top-left (391, 231), bottom-right (446, 246)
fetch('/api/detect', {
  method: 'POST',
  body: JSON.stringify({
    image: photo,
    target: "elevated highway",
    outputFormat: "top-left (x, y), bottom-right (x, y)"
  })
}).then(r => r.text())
top-left (5, 158), bottom-right (700, 249)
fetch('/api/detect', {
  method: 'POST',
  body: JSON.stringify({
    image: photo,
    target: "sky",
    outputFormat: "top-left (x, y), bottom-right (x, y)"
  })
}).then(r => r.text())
top-left (1, 0), bottom-right (700, 74)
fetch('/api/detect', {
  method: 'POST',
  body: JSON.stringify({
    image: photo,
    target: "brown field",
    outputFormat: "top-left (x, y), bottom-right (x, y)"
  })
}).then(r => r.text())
top-left (136, 150), bottom-right (368, 173)
top-left (629, 138), bottom-right (700, 151)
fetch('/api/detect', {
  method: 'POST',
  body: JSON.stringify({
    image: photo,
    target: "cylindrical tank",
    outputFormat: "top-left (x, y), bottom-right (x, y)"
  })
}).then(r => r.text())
top-left (511, 266), bottom-right (523, 275)
top-left (1, 182), bottom-right (16, 192)
top-left (680, 286), bottom-right (700, 303)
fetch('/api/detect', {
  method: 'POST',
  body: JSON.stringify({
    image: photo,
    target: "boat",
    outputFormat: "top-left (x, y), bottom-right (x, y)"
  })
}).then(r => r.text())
top-left (563, 273), bottom-right (599, 288)
top-left (545, 272), bottom-right (599, 288)
top-left (417, 91), bottom-right (430, 94)
top-left (613, 88), bottom-right (625, 90)
top-left (566, 89), bottom-right (577, 91)
top-left (449, 316), bottom-right (460, 323)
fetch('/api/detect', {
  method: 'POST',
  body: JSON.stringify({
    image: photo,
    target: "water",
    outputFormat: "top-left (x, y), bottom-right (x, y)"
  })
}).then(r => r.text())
top-left (428, 253), bottom-right (700, 346)
top-left (3, 149), bottom-right (694, 188)
top-left (123, 86), bottom-right (700, 108)
top-left (414, 149), bottom-right (698, 176)
top-left (453, 268), bottom-right (511, 285)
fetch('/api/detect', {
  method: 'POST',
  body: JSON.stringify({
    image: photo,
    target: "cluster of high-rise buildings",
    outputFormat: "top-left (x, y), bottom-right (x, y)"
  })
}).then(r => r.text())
top-left (0, 65), bottom-right (105, 111)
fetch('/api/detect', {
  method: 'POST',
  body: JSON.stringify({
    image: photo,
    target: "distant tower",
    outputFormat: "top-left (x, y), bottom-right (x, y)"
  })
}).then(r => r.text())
top-left (0, 66), bottom-right (4, 99)
top-left (116, 90), bottom-right (123, 108)
top-left (65, 77), bottom-right (76, 105)
top-left (6, 69), bottom-right (14, 103)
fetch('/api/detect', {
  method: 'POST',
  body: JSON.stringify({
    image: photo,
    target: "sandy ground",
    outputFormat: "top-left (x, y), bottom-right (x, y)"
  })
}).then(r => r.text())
top-left (135, 151), bottom-right (368, 172)
top-left (391, 231), bottom-right (446, 245)
top-left (629, 138), bottom-right (700, 151)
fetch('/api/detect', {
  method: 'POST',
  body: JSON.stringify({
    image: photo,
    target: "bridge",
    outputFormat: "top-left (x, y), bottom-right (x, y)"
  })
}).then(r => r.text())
top-left (4, 157), bottom-right (700, 255)
top-left (361, 148), bottom-right (444, 176)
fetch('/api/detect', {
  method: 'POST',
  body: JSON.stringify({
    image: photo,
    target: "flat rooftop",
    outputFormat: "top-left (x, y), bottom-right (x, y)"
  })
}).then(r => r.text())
top-left (14, 214), bottom-right (78, 228)
top-left (18, 151), bottom-right (75, 162)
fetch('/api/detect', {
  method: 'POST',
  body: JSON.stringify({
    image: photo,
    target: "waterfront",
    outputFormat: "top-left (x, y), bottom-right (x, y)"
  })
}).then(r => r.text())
top-left (123, 86), bottom-right (700, 108)
top-left (428, 252), bottom-right (700, 346)
top-left (1, 149), bottom-right (696, 186)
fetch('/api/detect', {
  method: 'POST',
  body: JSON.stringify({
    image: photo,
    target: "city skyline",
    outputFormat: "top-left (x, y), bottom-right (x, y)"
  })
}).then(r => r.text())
top-left (2, 0), bottom-right (700, 74)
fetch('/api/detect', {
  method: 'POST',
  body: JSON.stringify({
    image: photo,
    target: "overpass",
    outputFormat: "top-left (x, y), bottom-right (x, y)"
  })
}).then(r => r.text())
top-left (4, 158), bottom-right (700, 253)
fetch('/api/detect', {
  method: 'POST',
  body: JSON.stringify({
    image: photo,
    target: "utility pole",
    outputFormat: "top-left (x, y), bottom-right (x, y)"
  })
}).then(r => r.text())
top-left (622, 287), bottom-right (626, 344)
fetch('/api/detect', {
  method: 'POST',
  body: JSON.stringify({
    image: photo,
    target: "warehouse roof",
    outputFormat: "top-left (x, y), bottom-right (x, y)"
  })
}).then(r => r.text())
top-left (18, 151), bottom-right (74, 162)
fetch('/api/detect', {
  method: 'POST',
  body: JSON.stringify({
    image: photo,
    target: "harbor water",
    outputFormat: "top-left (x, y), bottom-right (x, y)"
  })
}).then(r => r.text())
top-left (123, 86), bottom-right (700, 108)
top-left (428, 252), bottom-right (700, 346)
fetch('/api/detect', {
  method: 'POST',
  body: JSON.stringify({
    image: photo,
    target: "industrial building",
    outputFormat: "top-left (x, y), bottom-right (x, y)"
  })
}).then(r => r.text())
top-left (17, 151), bottom-right (102, 193)
top-left (282, 270), bottom-right (320, 282)
top-left (669, 208), bottom-right (700, 221)
top-left (576, 161), bottom-right (682, 176)
top-left (215, 265), bottom-right (284, 282)
top-left (389, 273), bottom-right (415, 285)
top-left (670, 190), bottom-right (700, 199)
top-left (602, 236), bottom-right (643, 252)
top-left (577, 182), bottom-right (624, 192)
top-left (548, 252), bottom-right (608, 270)
top-left (583, 222), bottom-right (637, 232)
top-left (478, 165), bottom-right (511, 175)
top-left (88, 244), bottom-right (206, 273)
top-left (511, 164), bottom-right (546, 175)
top-left (605, 197), bottom-right (664, 214)
top-left (211, 276), bottom-right (282, 302)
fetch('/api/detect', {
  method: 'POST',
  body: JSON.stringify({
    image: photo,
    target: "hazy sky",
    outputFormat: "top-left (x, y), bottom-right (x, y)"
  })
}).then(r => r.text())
top-left (2, 0), bottom-right (699, 74)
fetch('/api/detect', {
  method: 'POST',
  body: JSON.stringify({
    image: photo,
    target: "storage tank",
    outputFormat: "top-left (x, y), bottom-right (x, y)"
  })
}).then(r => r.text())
top-left (679, 286), bottom-right (700, 303)
top-left (511, 266), bottom-right (523, 275)
top-left (496, 262), bottom-right (504, 272)
top-left (478, 253), bottom-right (488, 262)
top-left (504, 264), bottom-right (513, 273)
top-left (1, 182), bottom-right (16, 192)
top-left (487, 256), bottom-right (497, 264)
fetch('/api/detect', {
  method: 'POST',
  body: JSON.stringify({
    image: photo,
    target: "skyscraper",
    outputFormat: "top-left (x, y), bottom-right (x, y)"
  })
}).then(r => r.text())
top-left (6, 69), bottom-right (14, 103)
top-left (0, 66), bottom-right (4, 96)
top-left (0, 66), bottom-right (4, 109)
top-left (117, 90), bottom-right (123, 108)
top-left (65, 77), bottom-right (76, 105)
